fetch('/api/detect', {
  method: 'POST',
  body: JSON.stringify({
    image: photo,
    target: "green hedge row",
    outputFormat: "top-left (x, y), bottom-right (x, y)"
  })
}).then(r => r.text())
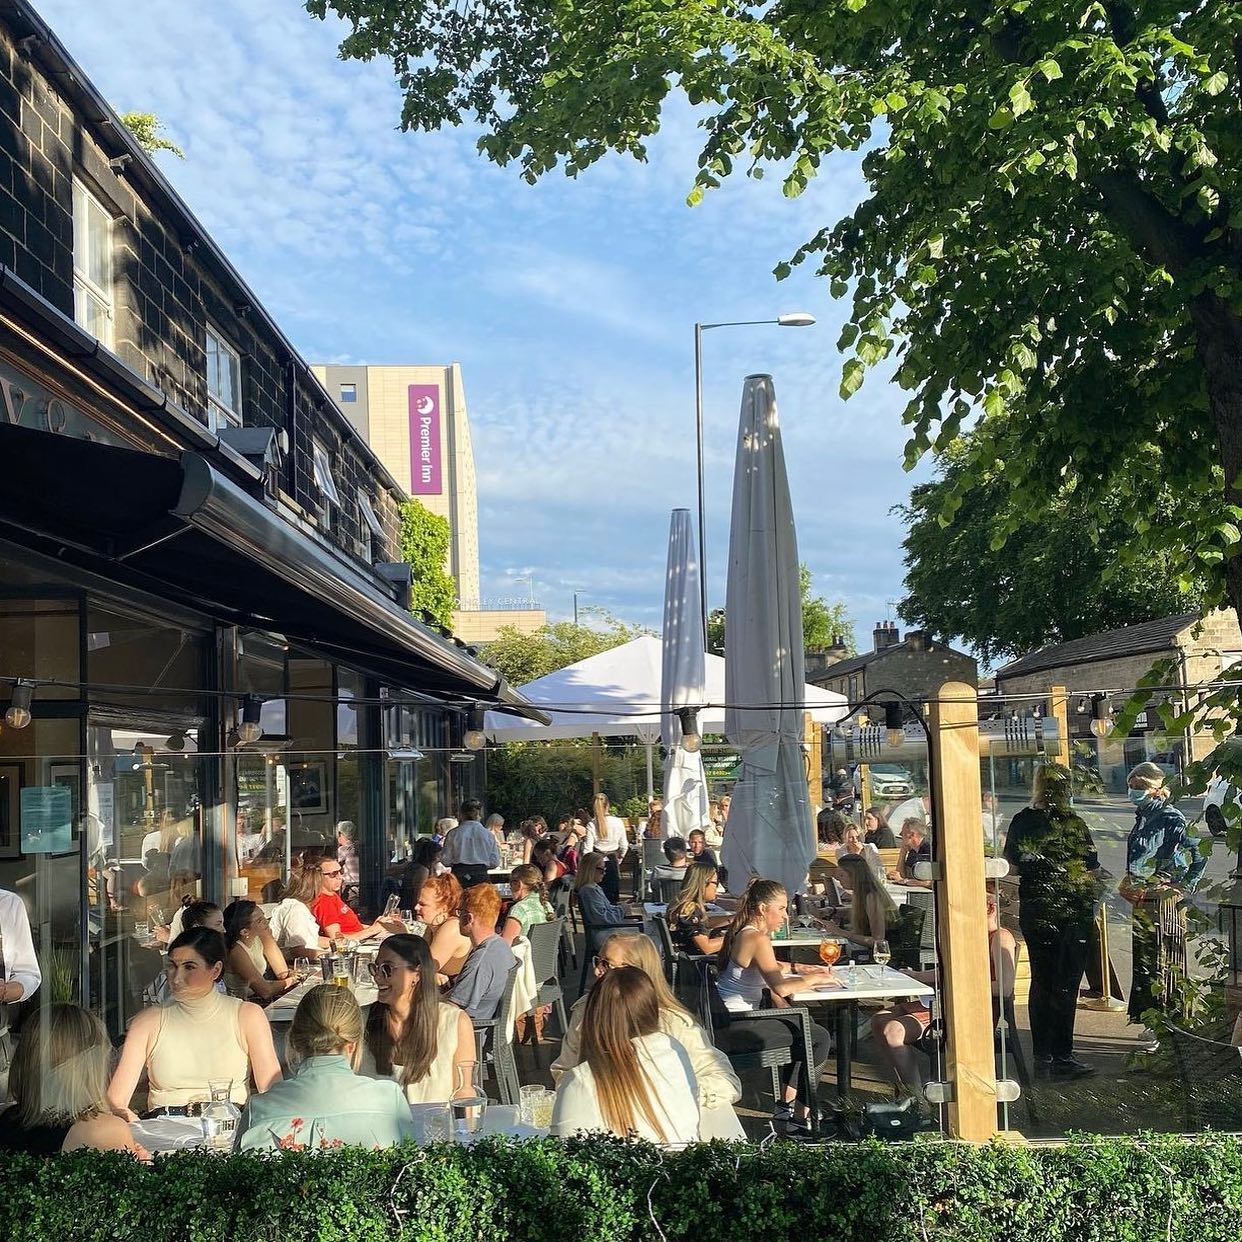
top-left (1, 1134), bottom-right (1240, 1242)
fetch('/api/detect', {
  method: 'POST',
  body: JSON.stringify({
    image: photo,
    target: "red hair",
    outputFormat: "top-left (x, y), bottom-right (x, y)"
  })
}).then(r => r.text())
top-left (462, 882), bottom-right (501, 929)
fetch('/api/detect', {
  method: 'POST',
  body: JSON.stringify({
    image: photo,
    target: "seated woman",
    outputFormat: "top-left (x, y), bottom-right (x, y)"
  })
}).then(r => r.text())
top-left (223, 900), bottom-right (299, 1003)
top-left (558, 820), bottom-right (583, 875)
top-left (108, 927), bottom-right (282, 1119)
top-left (870, 890), bottom-right (1016, 1106)
top-left (0, 1004), bottom-right (148, 1157)
top-left (574, 851), bottom-right (642, 959)
top-left (716, 880), bottom-right (833, 1136)
top-left (238, 985), bottom-right (416, 1150)
top-left (501, 864), bottom-right (554, 944)
top-left (415, 872), bottom-right (470, 983)
top-left (836, 824), bottom-right (886, 883)
top-left (553, 932), bottom-right (743, 1139)
top-left (532, 838), bottom-right (569, 887)
top-left (552, 965), bottom-right (700, 1144)
top-left (359, 933), bottom-right (475, 1103)
top-left (266, 870), bottom-right (328, 961)
top-left (863, 806), bottom-right (896, 849)
top-left (664, 862), bottom-right (731, 957)
top-left (167, 898), bottom-right (224, 944)
top-left (518, 817), bottom-right (547, 865)
top-left (822, 861), bottom-right (896, 951)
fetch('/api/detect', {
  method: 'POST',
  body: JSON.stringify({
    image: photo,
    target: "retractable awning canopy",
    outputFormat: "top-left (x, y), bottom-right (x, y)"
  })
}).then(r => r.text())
top-left (0, 423), bottom-right (534, 710)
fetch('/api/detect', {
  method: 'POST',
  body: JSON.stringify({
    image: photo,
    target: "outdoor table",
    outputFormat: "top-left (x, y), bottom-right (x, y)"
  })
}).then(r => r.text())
top-left (785, 965), bottom-right (934, 1100)
top-left (409, 1102), bottom-right (547, 1143)
top-left (131, 1115), bottom-right (204, 1153)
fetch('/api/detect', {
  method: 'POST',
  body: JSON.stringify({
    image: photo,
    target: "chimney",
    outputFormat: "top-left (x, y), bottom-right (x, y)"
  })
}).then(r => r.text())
top-left (874, 621), bottom-right (901, 652)
top-left (906, 628), bottom-right (927, 652)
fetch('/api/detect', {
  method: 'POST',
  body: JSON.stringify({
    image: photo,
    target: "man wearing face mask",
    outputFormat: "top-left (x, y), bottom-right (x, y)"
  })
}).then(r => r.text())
top-left (1121, 762), bottom-right (1207, 1039)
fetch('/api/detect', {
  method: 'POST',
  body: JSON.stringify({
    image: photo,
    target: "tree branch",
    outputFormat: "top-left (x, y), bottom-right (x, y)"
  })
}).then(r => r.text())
top-left (1092, 170), bottom-right (1207, 278)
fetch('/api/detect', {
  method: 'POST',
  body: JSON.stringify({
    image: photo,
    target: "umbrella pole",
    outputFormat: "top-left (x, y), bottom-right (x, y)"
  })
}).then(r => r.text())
top-left (591, 731), bottom-right (602, 797)
top-left (645, 742), bottom-right (654, 799)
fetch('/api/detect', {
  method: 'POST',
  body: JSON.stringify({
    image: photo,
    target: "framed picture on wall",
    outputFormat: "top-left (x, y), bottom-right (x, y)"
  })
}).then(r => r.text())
top-left (288, 762), bottom-right (327, 815)
top-left (0, 765), bottom-right (21, 858)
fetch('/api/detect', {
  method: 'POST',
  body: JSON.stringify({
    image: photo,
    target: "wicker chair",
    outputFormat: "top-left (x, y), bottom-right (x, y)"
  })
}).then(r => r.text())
top-left (471, 961), bottom-right (522, 1105)
top-left (525, 917), bottom-right (569, 1038)
top-left (550, 882), bottom-right (577, 972)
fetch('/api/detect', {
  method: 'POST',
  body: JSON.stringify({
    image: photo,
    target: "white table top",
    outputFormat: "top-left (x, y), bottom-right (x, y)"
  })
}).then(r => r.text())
top-left (785, 965), bottom-right (934, 1004)
top-left (642, 902), bottom-right (730, 917)
top-left (266, 976), bottom-right (379, 1021)
top-left (409, 1103), bottom-right (547, 1143)
top-left (131, 1115), bottom-right (204, 1153)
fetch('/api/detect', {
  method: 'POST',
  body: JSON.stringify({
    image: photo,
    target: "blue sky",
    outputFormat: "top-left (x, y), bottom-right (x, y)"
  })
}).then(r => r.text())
top-left (41, 0), bottom-right (931, 642)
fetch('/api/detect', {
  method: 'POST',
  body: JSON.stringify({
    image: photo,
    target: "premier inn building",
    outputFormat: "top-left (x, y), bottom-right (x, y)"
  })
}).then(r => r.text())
top-left (0, 1), bottom-right (533, 1039)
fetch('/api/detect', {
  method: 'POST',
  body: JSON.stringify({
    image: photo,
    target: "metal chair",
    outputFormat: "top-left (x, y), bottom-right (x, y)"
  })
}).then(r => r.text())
top-left (641, 839), bottom-right (665, 897)
top-left (525, 917), bottom-right (569, 1038)
top-left (905, 890), bottom-right (937, 968)
top-left (686, 957), bottom-right (821, 1136)
top-left (472, 961), bottom-right (521, 1105)
top-left (550, 882), bottom-right (577, 972)
top-left (656, 875), bottom-right (686, 904)
top-left (577, 912), bottom-right (645, 996)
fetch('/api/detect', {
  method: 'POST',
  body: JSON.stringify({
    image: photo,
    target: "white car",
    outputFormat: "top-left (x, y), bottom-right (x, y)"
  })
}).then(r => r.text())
top-left (1203, 776), bottom-right (1240, 838)
top-left (868, 763), bottom-right (914, 800)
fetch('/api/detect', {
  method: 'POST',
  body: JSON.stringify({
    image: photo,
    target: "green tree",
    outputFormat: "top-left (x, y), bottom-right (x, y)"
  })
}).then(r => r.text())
top-left (117, 111), bottom-right (184, 158)
top-left (481, 607), bottom-right (654, 685)
top-left (899, 441), bottom-right (1210, 664)
top-left (706, 565), bottom-right (854, 655)
top-left (398, 499), bottom-right (456, 629)
top-left (306, 0), bottom-right (1242, 633)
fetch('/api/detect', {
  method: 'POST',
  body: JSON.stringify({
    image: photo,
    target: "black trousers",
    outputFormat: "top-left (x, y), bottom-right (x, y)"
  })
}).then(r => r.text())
top-left (599, 854), bottom-right (621, 904)
top-left (451, 864), bottom-right (490, 889)
top-left (714, 1013), bottom-right (832, 1104)
top-left (1022, 914), bottom-right (1091, 1060)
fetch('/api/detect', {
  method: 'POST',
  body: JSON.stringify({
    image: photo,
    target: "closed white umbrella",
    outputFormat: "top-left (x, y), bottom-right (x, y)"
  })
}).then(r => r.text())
top-left (720, 374), bottom-right (813, 896)
top-left (661, 508), bottom-right (711, 840)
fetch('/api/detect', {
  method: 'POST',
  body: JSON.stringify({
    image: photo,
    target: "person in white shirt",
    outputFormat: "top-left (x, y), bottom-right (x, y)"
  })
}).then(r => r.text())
top-left (0, 886), bottom-right (41, 1010)
top-left (585, 793), bottom-right (628, 903)
top-left (440, 799), bottom-right (500, 887)
top-left (552, 964), bottom-right (700, 1145)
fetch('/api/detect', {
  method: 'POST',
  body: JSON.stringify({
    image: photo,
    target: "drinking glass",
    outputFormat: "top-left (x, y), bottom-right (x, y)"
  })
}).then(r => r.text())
top-left (819, 937), bottom-right (842, 967)
top-left (150, 907), bottom-right (165, 927)
top-left (872, 939), bottom-right (892, 968)
top-left (519, 1084), bottom-right (543, 1127)
top-left (529, 1090), bottom-right (555, 1130)
top-left (422, 1106), bottom-right (453, 1143)
top-left (450, 1062), bottom-right (487, 1138)
top-left (134, 920), bottom-right (151, 943)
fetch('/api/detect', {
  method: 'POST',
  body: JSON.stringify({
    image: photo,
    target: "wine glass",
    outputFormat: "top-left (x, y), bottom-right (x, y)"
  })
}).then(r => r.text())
top-left (819, 937), bottom-right (842, 967)
top-left (873, 939), bottom-right (892, 968)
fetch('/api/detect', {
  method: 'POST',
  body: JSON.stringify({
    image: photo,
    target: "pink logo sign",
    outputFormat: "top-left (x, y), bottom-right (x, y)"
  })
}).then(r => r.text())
top-left (408, 384), bottom-right (442, 495)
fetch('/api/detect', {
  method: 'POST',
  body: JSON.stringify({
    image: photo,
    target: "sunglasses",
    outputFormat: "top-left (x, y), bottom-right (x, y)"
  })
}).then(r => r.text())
top-left (368, 960), bottom-right (400, 979)
top-left (320, 867), bottom-right (342, 877)
top-left (592, 956), bottom-right (617, 972)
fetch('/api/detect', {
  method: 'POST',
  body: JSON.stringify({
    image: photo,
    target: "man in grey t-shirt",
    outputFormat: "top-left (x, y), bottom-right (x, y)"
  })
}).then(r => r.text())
top-left (448, 884), bottom-right (517, 1021)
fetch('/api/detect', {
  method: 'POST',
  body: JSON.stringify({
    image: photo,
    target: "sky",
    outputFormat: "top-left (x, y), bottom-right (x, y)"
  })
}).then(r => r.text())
top-left (40, 0), bottom-right (932, 644)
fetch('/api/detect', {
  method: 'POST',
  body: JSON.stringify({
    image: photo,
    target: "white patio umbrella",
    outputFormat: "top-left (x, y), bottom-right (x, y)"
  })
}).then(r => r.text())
top-left (720, 374), bottom-right (813, 897)
top-left (661, 508), bottom-right (711, 840)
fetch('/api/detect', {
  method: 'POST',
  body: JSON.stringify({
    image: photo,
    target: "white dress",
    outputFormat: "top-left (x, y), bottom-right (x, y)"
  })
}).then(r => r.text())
top-left (359, 1003), bottom-right (463, 1103)
top-left (552, 1031), bottom-right (700, 1145)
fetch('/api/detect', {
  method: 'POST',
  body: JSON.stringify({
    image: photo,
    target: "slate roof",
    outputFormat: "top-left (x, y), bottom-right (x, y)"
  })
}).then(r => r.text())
top-left (994, 613), bottom-right (1201, 681)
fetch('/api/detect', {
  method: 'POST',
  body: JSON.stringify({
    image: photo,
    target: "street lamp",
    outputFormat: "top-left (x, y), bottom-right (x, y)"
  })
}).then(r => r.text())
top-left (694, 312), bottom-right (817, 645)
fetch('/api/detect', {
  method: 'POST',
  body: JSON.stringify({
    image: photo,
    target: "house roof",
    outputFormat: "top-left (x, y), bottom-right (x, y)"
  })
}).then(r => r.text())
top-left (994, 613), bottom-right (1202, 682)
top-left (810, 633), bottom-right (974, 684)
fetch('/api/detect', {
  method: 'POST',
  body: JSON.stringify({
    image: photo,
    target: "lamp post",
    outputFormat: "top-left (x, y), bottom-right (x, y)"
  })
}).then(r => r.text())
top-left (694, 312), bottom-right (816, 646)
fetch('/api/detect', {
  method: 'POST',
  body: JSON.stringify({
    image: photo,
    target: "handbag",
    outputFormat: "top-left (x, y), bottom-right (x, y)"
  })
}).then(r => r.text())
top-left (859, 1095), bottom-right (923, 1140)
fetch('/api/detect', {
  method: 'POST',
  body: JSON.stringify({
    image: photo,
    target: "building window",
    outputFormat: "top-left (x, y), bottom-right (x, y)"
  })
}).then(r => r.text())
top-left (357, 490), bottom-right (384, 560)
top-left (72, 180), bottom-right (114, 346)
top-left (339, 383), bottom-right (357, 403)
top-left (313, 440), bottom-right (341, 512)
top-left (205, 325), bottom-right (243, 430)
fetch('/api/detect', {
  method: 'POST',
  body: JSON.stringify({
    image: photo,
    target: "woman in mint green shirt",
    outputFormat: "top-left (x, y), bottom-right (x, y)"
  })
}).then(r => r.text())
top-left (502, 864), bottom-right (554, 943)
top-left (238, 985), bottom-right (415, 1151)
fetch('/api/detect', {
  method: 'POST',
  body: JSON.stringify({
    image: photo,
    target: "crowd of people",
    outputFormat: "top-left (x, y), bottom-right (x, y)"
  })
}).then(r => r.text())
top-left (0, 760), bottom-right (1218, 1156)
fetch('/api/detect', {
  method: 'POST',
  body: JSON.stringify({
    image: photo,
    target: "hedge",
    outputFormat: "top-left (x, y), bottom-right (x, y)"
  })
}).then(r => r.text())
top-left (1, 1134), bottom-right (1241, 1242)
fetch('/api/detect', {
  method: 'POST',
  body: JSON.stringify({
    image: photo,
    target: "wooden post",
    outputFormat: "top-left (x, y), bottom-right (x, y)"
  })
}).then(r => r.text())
top-left (590, 732), bottom-right (602, 798)
top-left (805, 715), bottom-right (822, 855)
top-left (927, 680), bottom-right (997, 1142)
top-left (1048, 684), bottom-right (1071, 769)
top-left (858, 763), bottom-right (871, 815)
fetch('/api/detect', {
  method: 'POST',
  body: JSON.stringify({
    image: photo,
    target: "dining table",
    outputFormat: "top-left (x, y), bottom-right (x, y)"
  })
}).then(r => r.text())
top-left (785, 964), bottom-right (934, 1100)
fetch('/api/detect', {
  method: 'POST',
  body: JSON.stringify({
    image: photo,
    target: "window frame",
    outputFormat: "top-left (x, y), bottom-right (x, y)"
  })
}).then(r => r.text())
top-left (204, 323), bottom-right (244, 431)
top-left (71, 178), bottom-right (115, 347)
top-left (339, 383), bottom-right (357, 403)
top-left (312, 440), bottom-right (342, 508)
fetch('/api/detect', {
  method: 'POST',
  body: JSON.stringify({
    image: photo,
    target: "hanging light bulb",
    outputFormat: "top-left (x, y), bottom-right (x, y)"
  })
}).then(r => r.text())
top-left (5, 680), bottom-right (33, 729)
top-left (463, 707), bottom-right (486, 751)
top-left (1089, 695), bottom-right (1113, 739)
top-left (165, 730), bottom-right (186, 752)
top-left (677, 706), bottom-right (702, 753)
top-left (237, 695), bottom-right (264, 745)
top-left (884, 701), bottom-right (904, 748)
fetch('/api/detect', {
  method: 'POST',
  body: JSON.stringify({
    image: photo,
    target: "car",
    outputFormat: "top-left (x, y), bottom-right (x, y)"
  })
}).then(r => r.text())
top-left (868, 762), bottom-right (914, 800)
top-left (1203, 776), bottom-right (1240, 838)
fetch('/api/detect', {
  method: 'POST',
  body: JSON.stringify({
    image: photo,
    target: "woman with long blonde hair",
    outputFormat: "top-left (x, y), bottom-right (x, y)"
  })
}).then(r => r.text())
top-left (573, 852), bottom-right (640, 959)
top-left (822, 860), bottom-right (896, 949)
top-left (585, 792), bottom-right (628, 902)
top-left (665, 862), bottom-right (730, 956)
top-left (553, 931), bottom-right (742, 1138)
top-left (551, 965), bottom-right (699, 1144)
top-left (239, 985), bottom-right (416, 1149)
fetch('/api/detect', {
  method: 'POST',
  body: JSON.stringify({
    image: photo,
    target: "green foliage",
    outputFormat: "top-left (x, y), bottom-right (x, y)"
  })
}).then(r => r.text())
top-left (117, 111), bottom-right (184, 158)
top-left (708, 565), bottom-right (854, 655)
top-left (898, 439), bottom-right (1211, 663)
top-left (5, 1134), bottom-right (1242, 1240)
top-left (481, 607), bottom-right (653, 686)
top-left (307, 0), bottom-right (1242, 753)
top-left (398, 499), bottom-right (456, 630)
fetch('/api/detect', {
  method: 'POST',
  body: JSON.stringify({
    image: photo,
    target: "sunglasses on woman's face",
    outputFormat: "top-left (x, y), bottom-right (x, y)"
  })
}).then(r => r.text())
top-left (592, 956), bottom-right (617, 973)
top-left (368, 960), bottom-right (398, 979)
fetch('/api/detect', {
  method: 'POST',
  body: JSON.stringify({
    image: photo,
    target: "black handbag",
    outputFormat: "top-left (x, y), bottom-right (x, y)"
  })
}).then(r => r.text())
top-left (859, 1096), bottom-right (923, 1140)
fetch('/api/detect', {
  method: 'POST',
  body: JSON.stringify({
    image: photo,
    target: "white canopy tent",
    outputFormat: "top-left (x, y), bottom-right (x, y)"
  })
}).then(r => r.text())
top-left (484, 634), bottom-right (847, 794)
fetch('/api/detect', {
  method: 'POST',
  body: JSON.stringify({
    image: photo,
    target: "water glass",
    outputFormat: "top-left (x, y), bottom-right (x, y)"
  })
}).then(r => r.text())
top-left (134, 920), bottom-right (150, 942)
top-left (528, 1089), bottom-right (555, 1130)
top-left (422, 1106), bottom-right (453, 1143)
top-left (518, 1084), bottom-right (543, 1126)
top-left (400, 909), bottom-right (414, 926)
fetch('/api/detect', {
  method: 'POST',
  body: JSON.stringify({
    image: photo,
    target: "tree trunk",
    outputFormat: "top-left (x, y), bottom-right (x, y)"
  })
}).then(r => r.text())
top-left (1192, 291), bottom-right (1242, 619)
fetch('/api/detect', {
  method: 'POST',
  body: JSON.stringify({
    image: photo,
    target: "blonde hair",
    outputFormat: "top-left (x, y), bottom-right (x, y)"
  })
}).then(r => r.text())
top-left (289, 984), bottom-right (364, 1070)
top-left (666, 861), bottom-right (717, 926)
top-left (1128, 762), bottom-right (1169, 798)
top-left (9, 1003), bottom-right (110, 1126)
top-left (598, 932), bottom-right (691, 1022)
top-left (574, 851), bottom-right (608, 893)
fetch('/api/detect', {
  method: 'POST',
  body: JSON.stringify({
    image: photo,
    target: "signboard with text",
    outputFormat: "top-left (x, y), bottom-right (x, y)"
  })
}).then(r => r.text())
top-left (408, 384), bottom-right (443, 495)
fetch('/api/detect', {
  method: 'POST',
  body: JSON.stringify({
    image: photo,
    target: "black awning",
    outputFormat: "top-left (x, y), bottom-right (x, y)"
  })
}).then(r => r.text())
top-left (0, 425), bottom-right (532, 707)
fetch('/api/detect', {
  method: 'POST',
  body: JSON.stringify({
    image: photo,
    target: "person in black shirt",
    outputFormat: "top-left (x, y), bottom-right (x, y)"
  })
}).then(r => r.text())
top-left (890, 819), bottom-right (933, 888)
top-left (862, 807), bottom-right (897, 849)
top-left (687, 830), bottom-right (718, 870)
top-left (1002, 763), bottom-right (1099, 1078)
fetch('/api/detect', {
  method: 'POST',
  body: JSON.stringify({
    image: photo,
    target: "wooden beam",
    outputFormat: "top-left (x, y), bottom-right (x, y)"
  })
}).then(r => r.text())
top-left (927, 680), bottom-right (997, 1142)
top-left (1048, 684), bottom-right (1071, 768)
top-left (805, 715), bottom-right (822, 856)
top-left (590, 731), bottom-right (602, 798)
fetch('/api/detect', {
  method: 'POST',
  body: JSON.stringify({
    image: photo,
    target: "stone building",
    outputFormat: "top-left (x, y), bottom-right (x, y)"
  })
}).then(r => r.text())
top-left (810, 622), bottom-right (978, 706)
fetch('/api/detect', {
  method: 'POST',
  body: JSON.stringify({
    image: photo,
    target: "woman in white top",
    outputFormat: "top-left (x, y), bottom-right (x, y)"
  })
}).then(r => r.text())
top-left (223, 900), bottom-right (299, 1003)
top-left (360, 933), bottom-right (475, 1103)
top-left (716, 880), bottom-right (833, 1136)
top-left (107, 927), bottom-right (281, 1117)
top-left (268, 870), bottom-right (329, 959)
top-left (835, 823), bottom-right (886, 884)
top-left (585, 793), bottom-right (629, 903)
top-left (552, 965), bottom-right (699, 1145)
top-left (553, 931), bottom-right (743, 1139)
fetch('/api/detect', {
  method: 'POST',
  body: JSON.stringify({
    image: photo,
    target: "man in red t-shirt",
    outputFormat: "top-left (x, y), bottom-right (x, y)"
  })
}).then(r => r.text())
top-left (310, 859), bottom-right (402, 941)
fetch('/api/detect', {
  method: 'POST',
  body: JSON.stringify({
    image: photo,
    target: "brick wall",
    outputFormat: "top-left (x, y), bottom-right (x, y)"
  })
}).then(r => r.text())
top-left (0, 18), bottom-right (403, 574)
